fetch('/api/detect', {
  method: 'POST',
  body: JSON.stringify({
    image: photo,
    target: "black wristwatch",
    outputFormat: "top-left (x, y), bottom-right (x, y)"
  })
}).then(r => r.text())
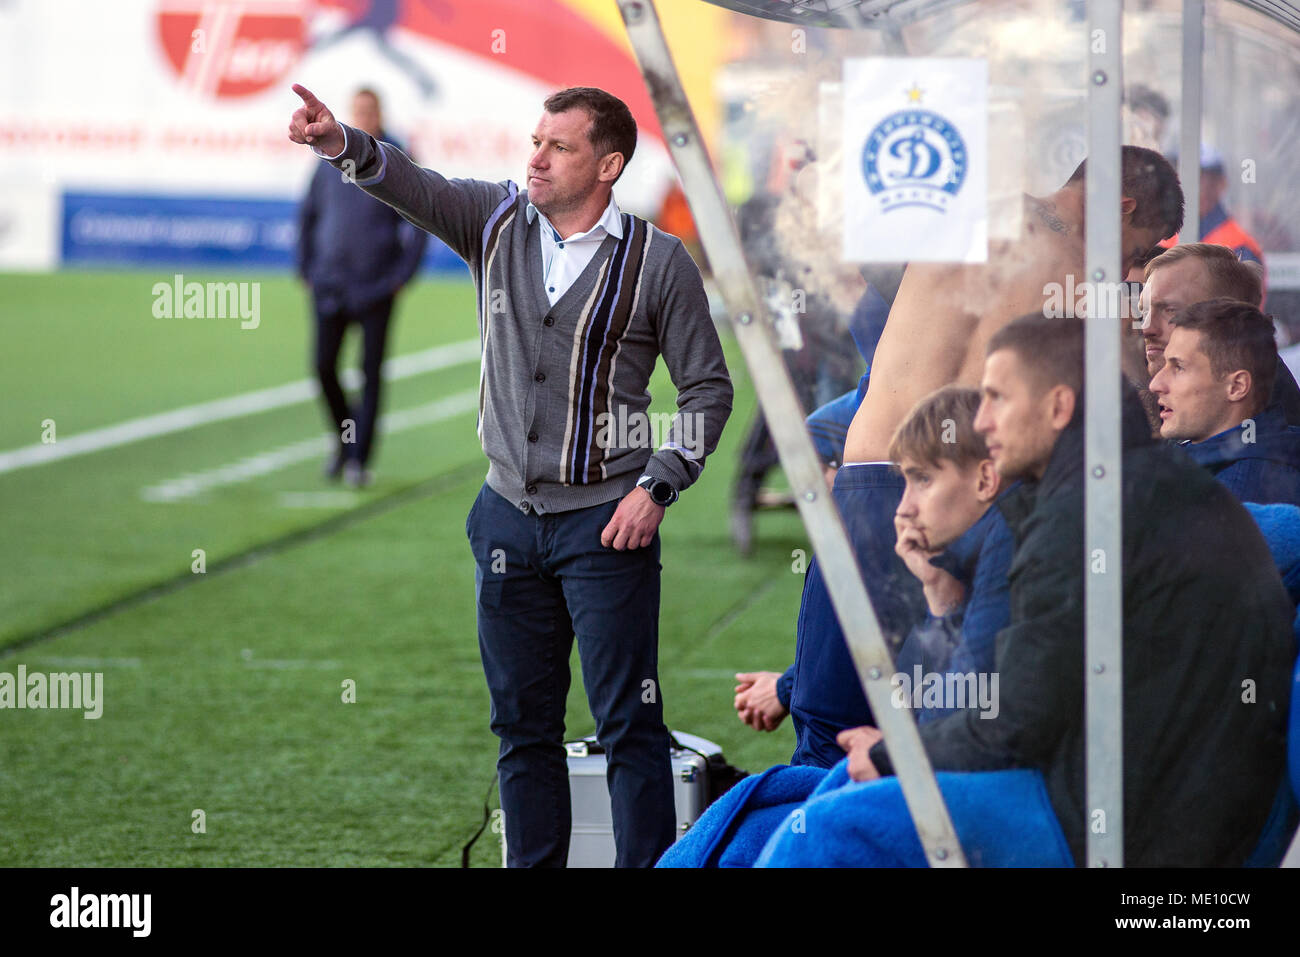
top-left (636, 474), bottom-right (678, 507)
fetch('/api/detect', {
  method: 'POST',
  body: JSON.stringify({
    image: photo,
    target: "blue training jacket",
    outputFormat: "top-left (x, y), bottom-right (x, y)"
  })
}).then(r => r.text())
top-left (892, 488), bottom-right (1016, 724)
top-left (1176, 404), bottom-right (1300, 507)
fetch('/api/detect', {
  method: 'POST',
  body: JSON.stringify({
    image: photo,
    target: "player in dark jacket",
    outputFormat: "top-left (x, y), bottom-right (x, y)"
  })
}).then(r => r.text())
top-left (1149, 298), bottom-right (1300, 506)
top-left (864, 315), bottom-right (1293, 866)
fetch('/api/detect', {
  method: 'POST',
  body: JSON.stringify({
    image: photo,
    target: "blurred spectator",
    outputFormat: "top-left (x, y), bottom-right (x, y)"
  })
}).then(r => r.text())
top-left (1126, 83), bottom-right (1170, 152)
top-left (729, 189), bottom-right (861, 554)
top-left (1164, 145), bottom-right (1265, 268)
top-left (297, 87), bottom-right (428, 487)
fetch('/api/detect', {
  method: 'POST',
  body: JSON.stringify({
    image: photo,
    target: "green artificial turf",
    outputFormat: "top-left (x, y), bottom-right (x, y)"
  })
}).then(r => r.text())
top-left (0, 269), bottom-right (813, 866)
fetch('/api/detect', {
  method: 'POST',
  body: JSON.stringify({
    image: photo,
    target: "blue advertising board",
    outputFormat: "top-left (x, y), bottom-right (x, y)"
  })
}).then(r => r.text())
top-left (60, 191), bottom-right (465, 274)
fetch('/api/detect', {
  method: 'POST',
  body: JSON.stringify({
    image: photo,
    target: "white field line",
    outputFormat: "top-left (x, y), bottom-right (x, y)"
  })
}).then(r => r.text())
top-left (0, 339), bottom-right (480, 476)
top-left (139, 389), bottom-right (480, 502)
top-left (27, 656), bottom-right (142, 668)
top-left (242, 659), bottom-right (344, 670)
top-left (239, 649), bottom-right (342, 669)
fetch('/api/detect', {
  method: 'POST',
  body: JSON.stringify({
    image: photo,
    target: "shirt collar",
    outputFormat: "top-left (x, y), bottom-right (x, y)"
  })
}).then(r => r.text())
top-left (1179, 403), bottom-right (1291, 465)
top-left (526, 192), bottom-right (623, 241)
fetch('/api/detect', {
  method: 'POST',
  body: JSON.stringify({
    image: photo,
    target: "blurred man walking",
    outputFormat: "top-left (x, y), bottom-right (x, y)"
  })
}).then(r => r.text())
top-left (298, 87), bottom-right (427, 487)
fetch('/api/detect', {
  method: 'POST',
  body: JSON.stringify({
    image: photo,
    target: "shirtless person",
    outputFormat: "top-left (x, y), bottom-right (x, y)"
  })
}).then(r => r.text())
top-left (771, 146), bottom-right (1183, 769)
top-left (846, 147), bottom-right (1182, 463)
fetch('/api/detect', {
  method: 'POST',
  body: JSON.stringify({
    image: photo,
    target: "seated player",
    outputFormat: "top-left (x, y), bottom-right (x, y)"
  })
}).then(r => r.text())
top-left (1150, 297), bottom-right (1300, 504)
top-left (1139, 242), bottom-right (1300, 423)
top-left (761, 315), bottom-right (1292, 867)
top-left (738, 147), bottom-right (1184, 767)
top-left (734, 290), bottom-right (885, 733)
top-left (666, 386), bottom-right (1015, 867)
top-left (887, 386), bottom-right (1014, 725)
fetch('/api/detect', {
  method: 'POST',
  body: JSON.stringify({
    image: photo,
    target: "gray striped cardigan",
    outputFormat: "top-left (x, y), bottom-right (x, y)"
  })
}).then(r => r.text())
top-left (320, 124), bottom-right (733, 514)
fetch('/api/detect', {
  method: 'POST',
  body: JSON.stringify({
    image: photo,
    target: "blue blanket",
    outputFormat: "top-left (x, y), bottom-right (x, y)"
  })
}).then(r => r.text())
top-left (659, 759), bottom-right (1074, 868)
top-left (657, 765), bottom-right (828, 868)
top-left (755, 762), bottom-right (1074, 867)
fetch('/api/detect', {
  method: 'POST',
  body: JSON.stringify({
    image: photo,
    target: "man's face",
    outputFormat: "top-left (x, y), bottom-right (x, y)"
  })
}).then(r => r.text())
top-left (895, 457), bottom-right (990, 552)
top-left (973, 349), bottom-right (1065, 482)
top-left (1138, 257), bottom-right (1218, 377)
top-left (526, 109), bottom-right (605, 216)
top-left (352, 93), bottom-right (382, 137)
top-left (1148, 326), bottom-right (1239, 442)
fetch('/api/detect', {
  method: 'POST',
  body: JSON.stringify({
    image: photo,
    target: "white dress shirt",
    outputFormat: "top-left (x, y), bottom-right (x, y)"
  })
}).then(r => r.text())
top-left (526, 194), bottom-right (624, 306)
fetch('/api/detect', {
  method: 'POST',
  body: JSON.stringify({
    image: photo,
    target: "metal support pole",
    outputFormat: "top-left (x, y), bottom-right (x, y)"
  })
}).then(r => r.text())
top-left (1085, 0), bottom-right (1125, 868)
top-left (617, 0), bottom-right (968, 867)
top-left (1180, 0), bottom-right (1205, 243)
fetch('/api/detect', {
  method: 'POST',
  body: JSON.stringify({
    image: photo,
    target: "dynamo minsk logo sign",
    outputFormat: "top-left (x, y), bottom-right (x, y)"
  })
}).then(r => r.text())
top-left (843, 60), bottom-right (987, 262)
top-left (862, 109), bottom-right (968, 214)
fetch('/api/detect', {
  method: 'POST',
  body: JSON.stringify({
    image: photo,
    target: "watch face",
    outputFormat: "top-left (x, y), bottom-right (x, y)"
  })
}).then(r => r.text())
top-left (652, 481), bottom-right (676, 506)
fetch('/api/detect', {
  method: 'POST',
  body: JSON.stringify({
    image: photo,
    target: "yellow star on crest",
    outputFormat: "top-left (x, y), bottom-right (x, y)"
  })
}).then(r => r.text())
top-left (905, 82), bottom-right (924, 103)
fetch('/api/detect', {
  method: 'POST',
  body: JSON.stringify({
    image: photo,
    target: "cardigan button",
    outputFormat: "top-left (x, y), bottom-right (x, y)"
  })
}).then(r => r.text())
top-left (526, 484), bottom-right (538, 495)
top-left (528, 432), bottom-right (538, 443)
top-left (543, 316), bottom-right (554, 327)
top-left (535, 372), bottom-right (546, 383)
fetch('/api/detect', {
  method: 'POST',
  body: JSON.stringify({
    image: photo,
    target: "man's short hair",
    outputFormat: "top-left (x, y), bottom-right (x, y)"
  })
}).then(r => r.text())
top-left (1169, 297), bottom-right (1278, 412)
top-left (1143, 242), bottom-right (1264, 307)
top-left (888, 386), bottom-right (987, 470)
top-left (543, 87), bottom-right (637, 183)
top-left (1067, 145), bottom-right (1184, 240)
top-left (354, 87), bottom-right (381, 107)
top-left (986, 314), bottom-right (1085, 399)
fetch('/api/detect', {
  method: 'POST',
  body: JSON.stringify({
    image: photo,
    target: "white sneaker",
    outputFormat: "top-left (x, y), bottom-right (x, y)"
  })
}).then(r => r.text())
top-left (343, 460), bottom-right (373, 488)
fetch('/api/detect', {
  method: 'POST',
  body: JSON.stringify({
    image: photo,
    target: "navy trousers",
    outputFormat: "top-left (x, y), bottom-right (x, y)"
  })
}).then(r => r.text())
top-left (465, 482), bottom-right (677, 867)
top-left (313, 294), bottom-right (394, 467)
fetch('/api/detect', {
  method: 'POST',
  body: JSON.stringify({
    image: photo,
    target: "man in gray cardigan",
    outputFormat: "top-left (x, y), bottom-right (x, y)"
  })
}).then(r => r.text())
top-left (288, 83), bottom-right (733, 866)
